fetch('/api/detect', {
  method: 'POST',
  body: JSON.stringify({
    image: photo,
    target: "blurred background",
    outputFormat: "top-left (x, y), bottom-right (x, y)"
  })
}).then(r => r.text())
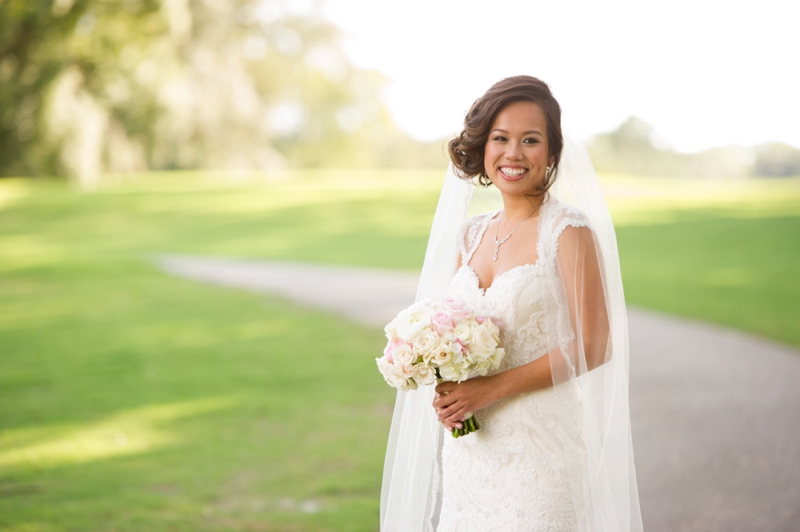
top-left (1, 0), bottom-right (798, 530)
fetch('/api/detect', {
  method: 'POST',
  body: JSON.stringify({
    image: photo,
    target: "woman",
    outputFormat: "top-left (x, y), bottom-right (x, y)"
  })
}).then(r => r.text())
top-left (380, 76), bottom-right (642, 531)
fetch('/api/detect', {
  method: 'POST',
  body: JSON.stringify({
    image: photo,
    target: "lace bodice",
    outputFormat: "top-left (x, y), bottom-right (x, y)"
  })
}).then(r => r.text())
top-left (437, 197), bottom-right (591, 532)
top-left (448, 197), bottom-right (589, 373)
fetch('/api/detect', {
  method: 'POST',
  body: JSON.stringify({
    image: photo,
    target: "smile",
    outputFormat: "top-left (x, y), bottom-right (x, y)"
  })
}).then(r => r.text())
top-left (499, 166), bottom-right (527, 180)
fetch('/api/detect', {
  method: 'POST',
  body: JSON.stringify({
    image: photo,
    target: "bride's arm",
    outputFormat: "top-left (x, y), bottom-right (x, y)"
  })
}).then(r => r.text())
top-left (433, 225), bottom-right (609, 430)
top-left (434, 355), bottom-right (554, 430)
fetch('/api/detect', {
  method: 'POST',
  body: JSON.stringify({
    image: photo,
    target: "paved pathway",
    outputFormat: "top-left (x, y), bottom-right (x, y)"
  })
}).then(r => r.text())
top-left (156, 255), bottom-right (800, 532)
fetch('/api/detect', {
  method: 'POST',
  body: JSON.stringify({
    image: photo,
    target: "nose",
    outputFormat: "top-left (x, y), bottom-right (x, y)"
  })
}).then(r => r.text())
top-left (505, 142), bottom-right (523, 160)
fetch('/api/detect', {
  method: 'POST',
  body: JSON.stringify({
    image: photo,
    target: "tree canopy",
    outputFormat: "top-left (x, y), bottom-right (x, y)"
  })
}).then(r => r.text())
top-left (0, 0), bottom-right (444, 184)
top-left (588, 116), bottom-right (800, 179)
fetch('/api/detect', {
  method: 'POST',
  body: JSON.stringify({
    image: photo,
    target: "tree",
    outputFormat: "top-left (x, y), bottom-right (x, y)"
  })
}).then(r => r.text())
top-left (0, 0), bottom-right (164, 182)
top-left (0, 0), bottom-right (445, 184)
top-left (753, 143), bottom-right (800, 177)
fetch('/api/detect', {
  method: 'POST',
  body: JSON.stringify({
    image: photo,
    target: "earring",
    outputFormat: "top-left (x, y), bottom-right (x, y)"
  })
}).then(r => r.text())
top-left (545, 165), bottom-right (554, 180)
top-left (479, 172), bottom-right (492, 187)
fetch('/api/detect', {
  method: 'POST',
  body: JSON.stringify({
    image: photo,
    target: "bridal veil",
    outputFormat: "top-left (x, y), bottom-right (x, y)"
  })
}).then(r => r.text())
top-left (379, 125), bottom-right (643, 531)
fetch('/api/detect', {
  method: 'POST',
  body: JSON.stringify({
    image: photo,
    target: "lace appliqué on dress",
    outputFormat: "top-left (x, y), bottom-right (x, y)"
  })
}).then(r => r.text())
top-left (438, 198), bottom-right (591, 532)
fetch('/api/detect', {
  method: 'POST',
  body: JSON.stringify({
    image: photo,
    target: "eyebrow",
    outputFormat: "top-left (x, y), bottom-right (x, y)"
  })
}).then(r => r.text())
top-left (491, 128), bottom-right (543, 135)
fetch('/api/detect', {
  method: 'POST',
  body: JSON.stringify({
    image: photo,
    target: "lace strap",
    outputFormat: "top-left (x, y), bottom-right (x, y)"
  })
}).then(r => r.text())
top-left (456, 220), bottom-right (469, 266)
top-left (461, 212), bottom-right (495, 265)
top-left (540, 198), bottom-right (590, 261)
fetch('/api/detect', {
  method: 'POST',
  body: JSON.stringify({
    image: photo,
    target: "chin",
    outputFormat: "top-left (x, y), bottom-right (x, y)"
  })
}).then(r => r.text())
top-left (493, 178), bottom-right (543, 196)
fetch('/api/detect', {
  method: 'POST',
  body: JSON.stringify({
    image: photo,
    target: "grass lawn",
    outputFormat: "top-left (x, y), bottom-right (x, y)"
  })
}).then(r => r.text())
top-left (1, 170), bottom-right (798, 530)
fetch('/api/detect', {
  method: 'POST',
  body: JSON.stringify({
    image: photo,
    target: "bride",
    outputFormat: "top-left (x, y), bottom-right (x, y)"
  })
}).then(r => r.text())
top-left (380, 76), bottom-right (642, 531)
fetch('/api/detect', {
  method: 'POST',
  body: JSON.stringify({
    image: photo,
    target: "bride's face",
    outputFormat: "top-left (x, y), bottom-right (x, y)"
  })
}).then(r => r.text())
top-left (483, 101), bottom-right (554, 197)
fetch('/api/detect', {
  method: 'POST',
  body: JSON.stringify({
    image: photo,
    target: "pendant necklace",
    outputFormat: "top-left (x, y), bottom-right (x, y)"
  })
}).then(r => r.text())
top-left (493, 202), bottom-right (543, 261)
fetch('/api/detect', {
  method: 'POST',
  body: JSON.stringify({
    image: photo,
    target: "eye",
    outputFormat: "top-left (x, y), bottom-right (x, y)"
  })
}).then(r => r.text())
top-left (492, 135), bottom-right (507, 142)
top-left (523, 137), bottom-right (540, 144)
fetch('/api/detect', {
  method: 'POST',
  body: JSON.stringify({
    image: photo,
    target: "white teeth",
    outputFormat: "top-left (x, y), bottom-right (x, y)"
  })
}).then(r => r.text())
top-left (500, 167), bottom-right (526, 176)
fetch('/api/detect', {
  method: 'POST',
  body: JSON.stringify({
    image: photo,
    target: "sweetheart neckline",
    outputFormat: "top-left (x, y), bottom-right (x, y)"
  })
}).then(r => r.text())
top-left (460, 262), bottom-right (543, 295)
top-left (460, 205), bottom-right (548, 294)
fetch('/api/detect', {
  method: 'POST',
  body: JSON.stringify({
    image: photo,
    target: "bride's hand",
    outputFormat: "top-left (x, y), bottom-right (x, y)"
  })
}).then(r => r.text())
top-left (432, 377), bottom-right (499, 430)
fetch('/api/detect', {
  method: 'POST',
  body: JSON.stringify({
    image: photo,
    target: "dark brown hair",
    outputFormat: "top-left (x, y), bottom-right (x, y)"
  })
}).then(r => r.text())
top-left (448, 75), bottom-right (563, 191)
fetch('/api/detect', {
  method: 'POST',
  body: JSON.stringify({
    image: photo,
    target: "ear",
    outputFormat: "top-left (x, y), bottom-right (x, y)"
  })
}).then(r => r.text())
top-left (548, 155), bottom-right (556, 167)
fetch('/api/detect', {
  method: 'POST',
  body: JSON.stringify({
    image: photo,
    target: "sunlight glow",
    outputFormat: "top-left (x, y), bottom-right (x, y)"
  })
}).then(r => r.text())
top-left (0, 397), bottom-right (238, 470)
top-left (599, 175), bottom-right (800, 225)
top-left (321, 0), bottom-right (800, 152)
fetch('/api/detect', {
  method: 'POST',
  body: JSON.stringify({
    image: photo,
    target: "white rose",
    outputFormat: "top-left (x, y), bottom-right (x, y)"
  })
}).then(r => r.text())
top-left (414, 364), bottom-right (436, 386)
top-left (395, 304), bottom-right (435, 340)
top-left (484, 318), bottom-right (501, 343)
top-left (453, 322), bottom-right (473, 344)
top-left (400, 363), bottom-right (415, 378)
top-left (411, 327), bottom-right (438, 362)
top-left (387, 363), bottom-right (416, 390)
top-left (401, 364), bottom-right (419, 390)
top-left (393, 344), bottom-right (416, 365)
top-left (441, 330), bottom-right (457, 344)
top-left (376, 357), bottom-right (392, 382)
top-left (384, 319), bottom-right (399, 341)
top-left (438, 362), bottom-right (464, 382)
top-left (383, 362), bottom-right (403, 389)
top-left (468, 322), bottom-right (499, 357)
top-left (431, 341), bottom-right (453, 366)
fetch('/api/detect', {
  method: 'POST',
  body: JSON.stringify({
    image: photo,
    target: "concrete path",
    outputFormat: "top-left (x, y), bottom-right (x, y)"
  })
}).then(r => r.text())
top-left (156, 255), bottom-right (800, 532)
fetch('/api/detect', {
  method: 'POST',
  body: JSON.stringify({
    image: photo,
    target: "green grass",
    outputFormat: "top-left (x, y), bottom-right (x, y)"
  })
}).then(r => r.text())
top-left (604, 174), bottom-right (800, 346)
top-left (0, 171), bottom-right (432, 531)
top-left (1, 170), bottom-right (799, 530)
top-left (0, 262), bottom-right (393, 531)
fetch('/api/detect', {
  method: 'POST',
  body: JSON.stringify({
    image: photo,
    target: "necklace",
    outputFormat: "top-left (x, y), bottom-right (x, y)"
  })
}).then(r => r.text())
top-left (493, 202), bottom-right (543, 261)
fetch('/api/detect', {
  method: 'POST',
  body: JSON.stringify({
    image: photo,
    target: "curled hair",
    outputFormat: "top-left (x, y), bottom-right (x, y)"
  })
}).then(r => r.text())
top-left (448, 76), bottom-right (563, 192)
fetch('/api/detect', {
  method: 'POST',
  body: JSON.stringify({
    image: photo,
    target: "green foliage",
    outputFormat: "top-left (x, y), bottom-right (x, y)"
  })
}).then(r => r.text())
top-left (753, 142), bottom-right (800, 176)
top-left (588, 116), bottom-right (800, 179)
top-left (0, 0), bottom-right (165, 177)
top-left (0, 1), bottom-right (446, 183)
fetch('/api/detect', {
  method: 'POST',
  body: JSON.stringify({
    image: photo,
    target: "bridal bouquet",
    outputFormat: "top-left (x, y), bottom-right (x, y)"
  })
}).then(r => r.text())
top-left (376, 297), bottom-right (505, 437)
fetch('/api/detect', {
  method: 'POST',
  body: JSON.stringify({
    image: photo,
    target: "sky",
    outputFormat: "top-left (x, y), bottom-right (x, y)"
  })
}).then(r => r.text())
top-left (318, 0), bottom-right (800, 153)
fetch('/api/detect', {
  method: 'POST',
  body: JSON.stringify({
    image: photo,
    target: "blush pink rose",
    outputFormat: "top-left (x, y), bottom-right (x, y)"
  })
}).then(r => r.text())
top-left (442, 298), bottom-right (473, 321)
top-left (384, 339), bottom-right (404, 363)
top-left (432, 309), bottom-right (454, 333)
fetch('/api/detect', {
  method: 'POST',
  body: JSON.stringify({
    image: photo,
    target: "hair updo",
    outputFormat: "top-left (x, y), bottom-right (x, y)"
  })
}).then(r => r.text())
top-left (448, 75), bottom-right (563, 191)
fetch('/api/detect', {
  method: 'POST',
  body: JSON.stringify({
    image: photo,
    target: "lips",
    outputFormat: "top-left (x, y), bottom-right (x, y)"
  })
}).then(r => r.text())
top-left (499, 166), bottom-right (528, 181)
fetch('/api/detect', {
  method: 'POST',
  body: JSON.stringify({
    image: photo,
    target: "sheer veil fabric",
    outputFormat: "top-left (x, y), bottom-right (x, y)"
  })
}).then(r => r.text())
top-left (379, 128), bottom-right (643, 531)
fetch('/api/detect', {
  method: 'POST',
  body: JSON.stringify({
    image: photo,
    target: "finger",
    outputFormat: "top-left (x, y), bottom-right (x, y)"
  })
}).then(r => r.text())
top-left (438, 409), bottom-right (457, 428)
top-left (446, 407), bottom-right (468, 424)
top-left (437, 412), bottom-right (456, 430)
top-left (439, 402), bottom-right (462, 420)
top-left (435, 383), bottom-right (455, 394)
top-left (440, 416), bottom-right (460, 431)
top-left (433, 395), bottom-right (457, 408)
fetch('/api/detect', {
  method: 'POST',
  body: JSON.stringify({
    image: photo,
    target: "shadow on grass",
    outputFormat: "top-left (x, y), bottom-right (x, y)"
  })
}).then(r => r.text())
top-left (0, 263), bottom-right (392, 531)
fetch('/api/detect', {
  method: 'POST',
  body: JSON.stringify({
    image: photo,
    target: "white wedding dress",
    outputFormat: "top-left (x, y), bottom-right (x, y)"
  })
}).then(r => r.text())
top-left (437, 197), bottom-right (590, 532)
